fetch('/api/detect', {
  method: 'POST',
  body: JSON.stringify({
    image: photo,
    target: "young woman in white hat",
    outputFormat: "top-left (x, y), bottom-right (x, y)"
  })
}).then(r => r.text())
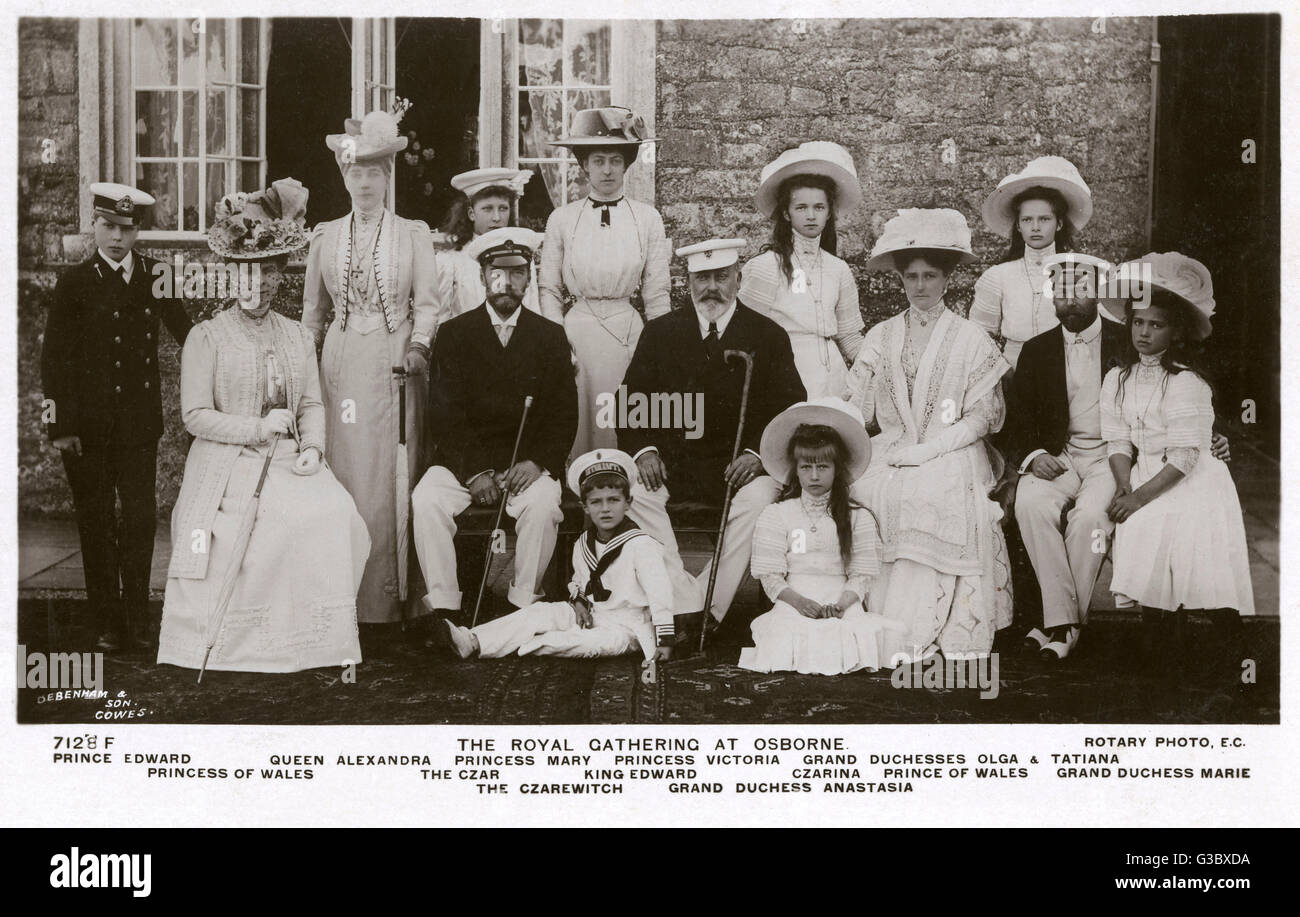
top-left (301, 108), bottom-right (447, 630)
top-left (741, 398), bottom-right (907, 675)
top-left (538, 106), bottom-right (670, 462)
top-left (159, 179), bottom-right (370, 673)
top-left (970, 155), bottom-right (1093, 369)
top-left (844, 209), bottom-right (1013, 662)
top-left (1098, 253), bottom-right (1254, 678)
top-left (436, 167), bottom-right (548, 319)
top-left (739, 142), bottom-right (866, 399)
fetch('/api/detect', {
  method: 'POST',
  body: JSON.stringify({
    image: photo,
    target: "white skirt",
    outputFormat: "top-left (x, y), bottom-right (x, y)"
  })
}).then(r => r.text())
top-left (739, 572), bottom-right (907, 675)
top-left (1111, 454), bottom-right (1255, 614)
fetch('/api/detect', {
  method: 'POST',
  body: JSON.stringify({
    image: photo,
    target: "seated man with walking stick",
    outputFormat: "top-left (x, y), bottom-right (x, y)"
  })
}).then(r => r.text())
top-left (619, 238), bottom-right (807, 634)
top-left (411, 228), bottom-right (578, 630)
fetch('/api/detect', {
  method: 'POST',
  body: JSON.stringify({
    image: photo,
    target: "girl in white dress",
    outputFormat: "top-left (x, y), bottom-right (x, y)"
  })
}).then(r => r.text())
top-left (740, 142), bottom-right (865, 399)
top-left (740, 398), bottom-right (906, 675)
top-left (971, 156), bottom-right (1093, 370)
top-left (436, 168), bottom-right (548, 319)
top-left (1099, 254), bottom-right (1254, 674)
top-left (539, 107), bottom-right (670, 462)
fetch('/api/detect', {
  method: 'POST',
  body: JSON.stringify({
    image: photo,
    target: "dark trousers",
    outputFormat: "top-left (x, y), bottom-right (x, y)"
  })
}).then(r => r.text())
top-left (61, 437), bottom-right (158, 635)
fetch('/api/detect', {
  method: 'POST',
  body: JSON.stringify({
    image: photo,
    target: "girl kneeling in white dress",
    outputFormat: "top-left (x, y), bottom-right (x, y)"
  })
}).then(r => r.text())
top-left (1099, 253), bottom-right (1254, 677)
top-left (740, 398), bottom-right (907, 675)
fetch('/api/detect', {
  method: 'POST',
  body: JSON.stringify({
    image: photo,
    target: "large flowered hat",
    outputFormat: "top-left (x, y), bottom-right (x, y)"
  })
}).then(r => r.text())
top-left (866, 208), bottom-right (978, 271)
top-left (206, 177), bottom-right (310, 261)
top-left (1099, 252), bottom-right (1215, 339)
top-left (325, 100), bottom-right (412, 171)
top-left (760, 397), bottom-right (871, 486)
top-left (981, 155), bottom-right (1093, 238)
top-left (755, 141), bottom-right (862, 217)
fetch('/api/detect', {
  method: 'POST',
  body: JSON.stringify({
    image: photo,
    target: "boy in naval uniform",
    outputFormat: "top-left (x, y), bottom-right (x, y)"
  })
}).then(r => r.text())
top-left (41, 182), bottom-right (192, 651)
top-left (436, 449), bottom-right (677, 674)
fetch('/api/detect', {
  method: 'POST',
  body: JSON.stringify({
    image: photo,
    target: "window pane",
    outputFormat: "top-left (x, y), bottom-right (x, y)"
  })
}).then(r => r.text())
top-left (181, 90), bottom-right (199, 157)
top-left (206, 89), bottom-right (228, 155)
top-left (567, 88), bottom-right (611, 120)
top-left (530, 161), bottom-right (564, 211)
top-left (206, 162), bottom-right (227, 227)
top-left (239, 89), bottom-right (260, 157)
top-left (566, 21), bottom-right (610, 86)
top-left (136, 91), bottom-right (179, 157)
top-left (240, 160), bottom-right (261, 194)
top-left (135, 162), bottom-right (178, 231)
top-left (519, 19), bottom-right (562, 86)
top-left (183, 162), bottom-right (200, 231)
top-left (180, 19), bottom-right (200, 86)
top-left (206, 19), bottom-right (229, 83)
top-left (565, 160), bottom-right (591, 203)
top-left (133, 19), bottom-right (177, 86)
top-left (518, 89), bottom-right (561, 160)
top-left (239, 19), bottom-right (261, 83)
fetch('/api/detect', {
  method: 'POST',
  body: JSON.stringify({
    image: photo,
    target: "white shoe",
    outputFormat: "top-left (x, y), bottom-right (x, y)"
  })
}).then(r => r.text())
top-left (1041, 626), bottom-right (1081, 662)
top-left (1023, 627), bottom-right (1050, 652)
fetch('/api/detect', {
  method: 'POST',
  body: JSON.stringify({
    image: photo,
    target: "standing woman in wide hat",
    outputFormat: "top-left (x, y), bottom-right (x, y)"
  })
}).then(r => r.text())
top-left (845, 209), bottom-right (1014, 662)
top-left (539, 106), bottom-right (669, 462)
top-left (301, 107), bottom-right (447, 628)
top-left (159, 179), bottom-right (370, 672)
top-left (740, 142), bottom-right (866, 399)
top-left (970, 155), bottom-right (1093, 370)
top-left (437, 167), bottom-right (549, 319)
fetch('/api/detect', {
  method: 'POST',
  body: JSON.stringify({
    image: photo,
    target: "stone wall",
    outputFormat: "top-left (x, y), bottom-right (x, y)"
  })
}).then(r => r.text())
top-left (655, 16), bottom-right (1154, 320)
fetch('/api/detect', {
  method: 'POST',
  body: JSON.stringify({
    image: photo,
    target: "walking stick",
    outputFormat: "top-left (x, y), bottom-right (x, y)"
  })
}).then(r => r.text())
top-left (470, 395), bottom-right (535, 628)
top-left (699, 349), bottom-right (755, 654)
top-left (198, 433), bottom-right (281, 683)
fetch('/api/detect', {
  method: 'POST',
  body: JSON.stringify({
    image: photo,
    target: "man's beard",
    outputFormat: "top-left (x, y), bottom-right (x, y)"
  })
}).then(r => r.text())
top-left (488, 291), bottom-right (524, 314)
top-left (691, 293), bottom-right (734, 320)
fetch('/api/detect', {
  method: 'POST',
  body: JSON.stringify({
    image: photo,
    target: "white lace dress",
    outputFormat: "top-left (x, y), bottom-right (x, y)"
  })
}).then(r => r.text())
top-left (739, 497), bottom-right (907, 675)
top-left (1100, 356), bottom-right (1254, 614)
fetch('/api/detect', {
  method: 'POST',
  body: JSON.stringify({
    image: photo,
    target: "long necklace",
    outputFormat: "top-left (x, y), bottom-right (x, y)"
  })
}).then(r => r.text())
top-left (800, 493), bottom-right (831, 533)
top-left (792, 240), bottom-right (829, 367)
top-left (343, 212), bottom-right (388, 327)
top-left (1133, 358), bottom-right (1168, 465)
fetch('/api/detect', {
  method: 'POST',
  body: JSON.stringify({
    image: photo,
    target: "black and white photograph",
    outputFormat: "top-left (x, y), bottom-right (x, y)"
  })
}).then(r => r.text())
top-left (4, 0), bottom-right (1293, 833)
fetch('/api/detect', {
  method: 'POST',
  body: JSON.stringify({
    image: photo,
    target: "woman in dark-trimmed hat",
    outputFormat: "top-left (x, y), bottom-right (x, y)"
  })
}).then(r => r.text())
top-left (158, 179), bottom-right (370, 673)
top-left (301, 106), bottom-right (447, 630)
top-left (538, 106), bottom-right (669, 463)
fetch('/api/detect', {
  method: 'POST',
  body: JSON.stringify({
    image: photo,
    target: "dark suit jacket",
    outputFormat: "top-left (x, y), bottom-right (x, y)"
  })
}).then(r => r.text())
top-left (1003, 318), bottom-right (1127, 470)
top-left (40, 252), bottom-right (192, 446)
top-left (429, 303), bottom-right (577, 484)
top-left (618, 301), bottom-right (806, 501)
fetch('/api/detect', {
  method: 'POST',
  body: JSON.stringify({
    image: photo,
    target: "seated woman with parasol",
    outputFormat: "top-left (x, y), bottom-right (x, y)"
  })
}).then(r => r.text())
top-left (157, 179), bottom-right (371, 674)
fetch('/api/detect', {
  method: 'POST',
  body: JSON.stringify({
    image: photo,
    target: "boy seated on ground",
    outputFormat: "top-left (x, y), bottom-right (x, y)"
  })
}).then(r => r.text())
top-left (437, 449), bottom-right (676, 668)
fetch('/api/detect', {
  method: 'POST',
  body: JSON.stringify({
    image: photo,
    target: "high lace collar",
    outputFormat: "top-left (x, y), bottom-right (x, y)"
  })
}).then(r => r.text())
top-left (907, 297), bottom-right (947, 326)
top-left (1139, 351), bottom-right (1165, 367)
top-left (793, 232), bottom-right (823, 257)
top-left (1023, 240), bottom-right (1057, 268)
top-left (353, 205), bottom-right (384, 226)
top-left (800, 491), bottom-right (831, 512)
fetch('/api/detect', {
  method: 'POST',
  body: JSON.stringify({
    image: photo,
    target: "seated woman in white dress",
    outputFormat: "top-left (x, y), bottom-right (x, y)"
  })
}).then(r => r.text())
top-left (740, 398), bottom-right (906, 675)
top-left (436, 168), bottom-right (546, 318)
top-left (157, 180), bottom-right (370, 673)
top-left (845, 209), bottom-right (1014, 663)
top-left (1098, 253), bottom-right (1254, 678)
top-left (739, 142), bottom-right (865, 399)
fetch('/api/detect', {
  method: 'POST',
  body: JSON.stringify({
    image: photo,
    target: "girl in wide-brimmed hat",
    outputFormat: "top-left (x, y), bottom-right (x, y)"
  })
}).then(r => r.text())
top-left (740, 398), bottom-right (907, 674)
top-left (158, 179), bottom-right (371, 673)
top-left (739, 142), bottom-right (867, 399)
top-left (436, 168), bottom-right (547, 318)
top-left (1098, 253), bottom-right (1254, 677)
top-left (970, 155), bottom-right (1093, 369)
top-left (844, 208), bottom-right (1014, 662)
top-left (537, 106), bottom-right (671, 463)
top-left (301, 104), bottom-right (448, 633)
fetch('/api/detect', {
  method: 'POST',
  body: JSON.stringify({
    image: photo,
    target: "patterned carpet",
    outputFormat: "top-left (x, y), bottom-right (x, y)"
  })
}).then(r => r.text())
top-left (17, 600), bottom-right (1278, 725)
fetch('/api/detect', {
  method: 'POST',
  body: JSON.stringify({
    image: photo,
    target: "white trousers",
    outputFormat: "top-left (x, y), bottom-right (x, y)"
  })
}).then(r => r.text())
top-left (473, 601), bottom-right (646, 659)
top-left (411, 466), bottom-right (562, 610)
top-left (1014, 446), bottom-right (1115, 628)
top-left (627, 475), bottom-right (781, 620)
